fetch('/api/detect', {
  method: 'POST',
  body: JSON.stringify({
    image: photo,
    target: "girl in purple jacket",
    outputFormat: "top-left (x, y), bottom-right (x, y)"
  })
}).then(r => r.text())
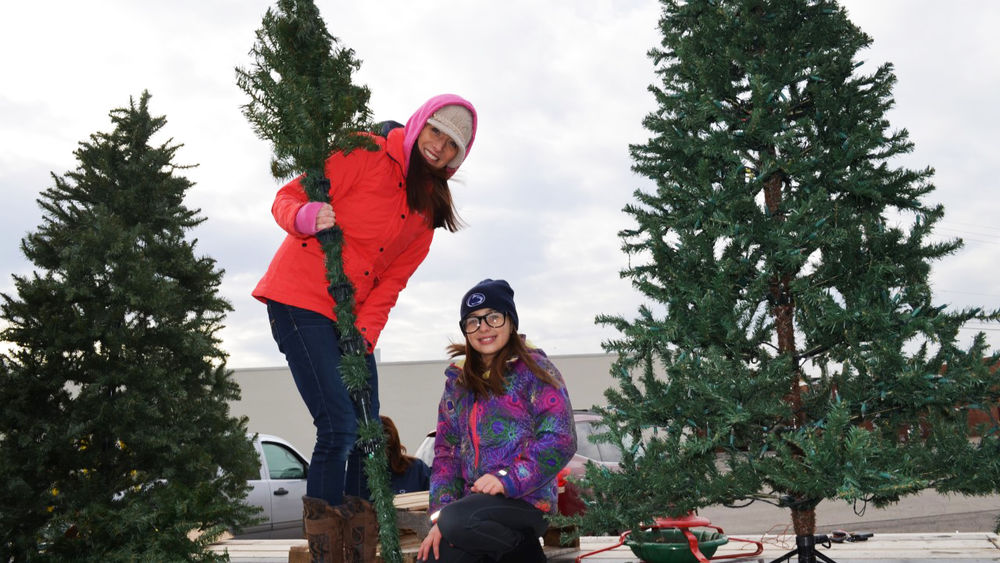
top-left (418, 279), bottom-right (577, 563)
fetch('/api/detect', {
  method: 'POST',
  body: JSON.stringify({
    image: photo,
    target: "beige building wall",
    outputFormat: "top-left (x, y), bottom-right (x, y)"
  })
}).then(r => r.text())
top-left (230, 352), bottom-right (618, 457)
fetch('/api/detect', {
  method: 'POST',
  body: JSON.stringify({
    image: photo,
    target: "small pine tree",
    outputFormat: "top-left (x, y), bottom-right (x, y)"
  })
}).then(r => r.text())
top-left (572, 0), bottom-right (1000, 551)
top-left (0, 92), bottom-right (260, 561)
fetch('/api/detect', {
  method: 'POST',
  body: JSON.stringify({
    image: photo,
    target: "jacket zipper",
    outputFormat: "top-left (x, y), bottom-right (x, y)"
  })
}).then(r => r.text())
top-left (470, 401), bottom-right (481, 471)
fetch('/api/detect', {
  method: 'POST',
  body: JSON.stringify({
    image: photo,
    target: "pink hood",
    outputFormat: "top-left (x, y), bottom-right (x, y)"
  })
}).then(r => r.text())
top-left (402, 93), bottom-right (478, 179)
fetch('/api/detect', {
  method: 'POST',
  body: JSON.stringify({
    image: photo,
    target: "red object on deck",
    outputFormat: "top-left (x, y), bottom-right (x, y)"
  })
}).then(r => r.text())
top-left (557, 467), bottom-right (587, 517)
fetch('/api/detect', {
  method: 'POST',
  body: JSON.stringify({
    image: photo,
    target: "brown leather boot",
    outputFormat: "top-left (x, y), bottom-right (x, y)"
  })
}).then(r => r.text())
top-left (302, 496), bottom-right (346, 563)
top-left (341, 495), bottom-right (378, 562)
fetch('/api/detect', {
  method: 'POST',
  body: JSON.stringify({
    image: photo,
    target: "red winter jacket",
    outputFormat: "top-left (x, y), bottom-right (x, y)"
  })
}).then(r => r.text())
top-left (252, 127), bottom-right (432, 349)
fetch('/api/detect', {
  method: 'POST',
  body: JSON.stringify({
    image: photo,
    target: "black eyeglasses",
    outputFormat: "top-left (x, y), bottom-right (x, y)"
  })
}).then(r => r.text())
top-left (460, 311), bottom-right (506, 334)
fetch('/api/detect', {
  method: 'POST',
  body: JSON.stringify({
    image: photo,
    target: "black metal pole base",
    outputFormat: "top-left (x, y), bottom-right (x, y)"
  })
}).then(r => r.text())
top-left (769, 534), bottom-right (837, 563)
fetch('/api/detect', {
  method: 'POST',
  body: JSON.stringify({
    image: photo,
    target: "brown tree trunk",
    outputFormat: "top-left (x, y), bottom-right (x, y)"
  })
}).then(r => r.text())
top-left (763, 168), bottom-right (816, 540)
top-left (791, 507), bottom-right (816, 536)
top-left (762, 169), bottom-right (802, 423)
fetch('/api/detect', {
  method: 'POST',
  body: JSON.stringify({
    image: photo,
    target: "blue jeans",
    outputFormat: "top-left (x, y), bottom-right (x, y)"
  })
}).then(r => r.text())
top-left (267, 300), bottom-right (379, 506)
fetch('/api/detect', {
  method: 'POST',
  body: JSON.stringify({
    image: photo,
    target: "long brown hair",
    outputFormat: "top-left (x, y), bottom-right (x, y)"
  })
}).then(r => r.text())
top-left (446, 329), bottom-right (558, 398)
top-left (406, 149), bottom-right (462, 232)
top-left (381, 415), bottom-right (414, 475)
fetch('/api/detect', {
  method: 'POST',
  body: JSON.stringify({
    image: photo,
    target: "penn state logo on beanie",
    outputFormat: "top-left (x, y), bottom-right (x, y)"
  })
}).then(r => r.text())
top-left (460, 279), bottom-right (518, 329)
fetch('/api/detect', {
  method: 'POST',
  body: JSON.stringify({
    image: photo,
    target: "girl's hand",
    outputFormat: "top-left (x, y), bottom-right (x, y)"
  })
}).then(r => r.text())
top-left (417, 523), bottom-right (442, 561)
top-left (470, 473), bottom-right (506, 496)
top-left (315, 203), bottom-right (335, 231)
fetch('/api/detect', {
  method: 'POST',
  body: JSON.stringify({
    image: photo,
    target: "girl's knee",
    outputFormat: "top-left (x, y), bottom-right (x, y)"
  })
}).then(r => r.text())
top-left (436, 510), bottom-right (464, 541)
top-left (313, 431), bottom-right (355, 459)
top-left (437, 502), bottom-right (480, 543)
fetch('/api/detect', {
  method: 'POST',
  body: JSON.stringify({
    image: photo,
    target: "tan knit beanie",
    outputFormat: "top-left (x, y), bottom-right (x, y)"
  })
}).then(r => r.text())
top-left (427, 105), bottom-right (474, 168)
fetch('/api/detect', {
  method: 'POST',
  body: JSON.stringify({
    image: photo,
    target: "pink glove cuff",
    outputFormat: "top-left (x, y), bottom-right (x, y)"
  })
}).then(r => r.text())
top-left (295, 201), bottom-right (324, 236)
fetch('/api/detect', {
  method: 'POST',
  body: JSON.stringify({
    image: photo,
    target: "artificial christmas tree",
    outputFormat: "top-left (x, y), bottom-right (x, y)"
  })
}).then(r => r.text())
top-left (0, 92), bottom-right (259, 561)
top-left (235, 1), bottom-right (402, 560)
top-left (572, 1), bottom-right (1000, 561)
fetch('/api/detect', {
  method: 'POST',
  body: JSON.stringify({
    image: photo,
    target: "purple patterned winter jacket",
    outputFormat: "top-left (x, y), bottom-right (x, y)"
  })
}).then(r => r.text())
top-left (428, 347), bottom-right (577, 517)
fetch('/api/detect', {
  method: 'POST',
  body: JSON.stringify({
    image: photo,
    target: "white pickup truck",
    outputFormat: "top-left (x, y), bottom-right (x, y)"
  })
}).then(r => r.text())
top-left (237, 434), bottom-right (309, 539)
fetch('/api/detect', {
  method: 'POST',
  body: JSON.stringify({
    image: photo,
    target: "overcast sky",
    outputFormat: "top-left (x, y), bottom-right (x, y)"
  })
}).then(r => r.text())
top-left (2, 1), bottom-right (998, 369)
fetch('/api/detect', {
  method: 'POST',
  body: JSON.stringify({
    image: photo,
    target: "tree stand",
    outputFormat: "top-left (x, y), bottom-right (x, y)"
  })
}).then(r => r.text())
top-left (770, 534), bottom-right (836, 563)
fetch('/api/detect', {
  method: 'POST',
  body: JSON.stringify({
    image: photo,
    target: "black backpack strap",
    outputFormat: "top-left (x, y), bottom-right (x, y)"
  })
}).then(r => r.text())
top-left (377, 120), bottom-right (405, 137)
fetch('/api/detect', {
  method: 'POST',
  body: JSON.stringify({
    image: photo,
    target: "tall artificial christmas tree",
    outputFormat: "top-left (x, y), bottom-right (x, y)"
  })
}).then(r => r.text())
top-left (235, 0), bottom-right (403, 560)
top-left (0, 92), bottom-right (259, 561)
top-left (573, 1), bottom-right (1000, 561)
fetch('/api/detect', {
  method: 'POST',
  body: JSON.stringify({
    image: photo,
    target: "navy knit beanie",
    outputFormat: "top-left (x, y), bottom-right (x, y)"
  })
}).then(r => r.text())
top-left (460, 279), bottom-right (518, 329)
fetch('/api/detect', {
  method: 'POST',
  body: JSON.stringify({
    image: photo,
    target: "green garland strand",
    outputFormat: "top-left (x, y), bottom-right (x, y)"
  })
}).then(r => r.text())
top-left (237, 2), bottom-right (401, 560)
top-left (307, 174), bottom-right (402, 559)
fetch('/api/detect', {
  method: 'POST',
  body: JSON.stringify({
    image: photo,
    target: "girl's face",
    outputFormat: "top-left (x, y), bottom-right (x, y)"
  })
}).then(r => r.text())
top-left (463, 308), bottom-right (512, 365)
top-left (416, 123), bottom-right (459, 170)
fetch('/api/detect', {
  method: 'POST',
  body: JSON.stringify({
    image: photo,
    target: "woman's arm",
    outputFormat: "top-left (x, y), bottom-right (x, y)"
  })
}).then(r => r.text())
top-left (353, 226), bottom-right (434, 350)
top-left (428, 374), bottom-right (467, 516)
top-left (495, 356), bottom-right (577, 499)
top-left (269, 144), bottom-right (373, 236)
top-left (270, 175), bottom-right (311, 237)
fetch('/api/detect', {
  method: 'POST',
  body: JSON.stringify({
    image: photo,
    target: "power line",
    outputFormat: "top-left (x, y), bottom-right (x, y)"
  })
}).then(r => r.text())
top-left (936, 289), bottom-right (1000, 298)
top-left (938, 220), bottom-right (1000, 234)
top-left (931, 229), bottom-right (1000, 245)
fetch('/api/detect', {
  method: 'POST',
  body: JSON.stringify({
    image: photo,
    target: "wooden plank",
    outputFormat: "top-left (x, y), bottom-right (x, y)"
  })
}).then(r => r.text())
top-left (396, 508), bottom-right (432, 538)
top-left (393, 490), bottom-right (431, 542)
top-left (393, 491), bottom-right (429, 511)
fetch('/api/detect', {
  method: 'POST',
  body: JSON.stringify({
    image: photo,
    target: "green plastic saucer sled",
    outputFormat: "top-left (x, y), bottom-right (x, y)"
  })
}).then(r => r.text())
top-left (575, 514), bottom-right (763, 563)
top-left (625, 528), bottom-right (728, 563)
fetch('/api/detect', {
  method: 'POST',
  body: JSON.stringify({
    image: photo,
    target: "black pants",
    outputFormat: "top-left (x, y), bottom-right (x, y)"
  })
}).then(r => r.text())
top-left (431, 493), bottom-right (547, 562)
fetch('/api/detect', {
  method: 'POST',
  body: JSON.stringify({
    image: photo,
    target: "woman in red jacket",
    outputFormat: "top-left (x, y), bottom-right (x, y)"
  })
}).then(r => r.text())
top-left (253, 94), bottom-right (476, 521)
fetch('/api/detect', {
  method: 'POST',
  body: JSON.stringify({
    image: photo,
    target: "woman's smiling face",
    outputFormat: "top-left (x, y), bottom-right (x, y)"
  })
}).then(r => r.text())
top-left (416, 123), bottom-right (459, 169)
top-left (464, 308), bottom-right (512, 365)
